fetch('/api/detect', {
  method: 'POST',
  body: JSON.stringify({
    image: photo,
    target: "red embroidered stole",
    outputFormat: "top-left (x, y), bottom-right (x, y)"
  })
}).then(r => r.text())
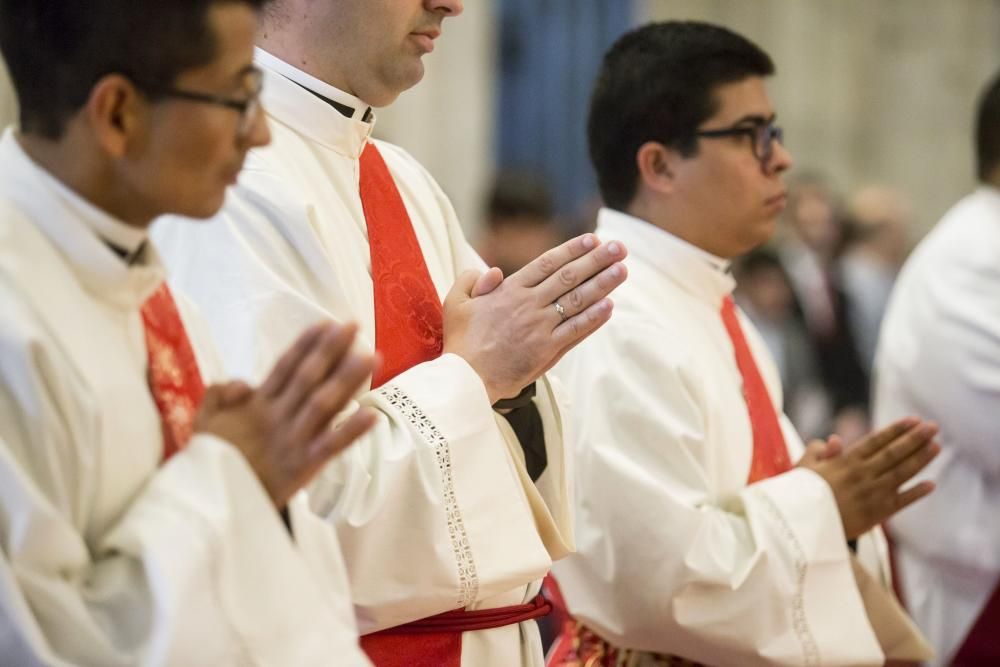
top-left (359, 142), bottom-right (443, 389)
top-left (140, 283), bottom-right (206, 461)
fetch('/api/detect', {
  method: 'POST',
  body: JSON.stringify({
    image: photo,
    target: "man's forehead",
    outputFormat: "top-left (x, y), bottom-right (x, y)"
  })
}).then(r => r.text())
top-left (706, 76), bottom-right (775, 124)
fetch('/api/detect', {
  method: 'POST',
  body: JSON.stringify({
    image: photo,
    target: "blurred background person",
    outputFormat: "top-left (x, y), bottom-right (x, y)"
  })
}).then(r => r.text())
top-left (734, 249), bottom-right (828, 440)
top-left (777, 174), bottom-right (870, 443)
top-left (840, 184), bottom-right (913, 372)
top-left (476, 170), bottom-right (566, 276)
top-left (874, 69), bottom-right (1000, 667)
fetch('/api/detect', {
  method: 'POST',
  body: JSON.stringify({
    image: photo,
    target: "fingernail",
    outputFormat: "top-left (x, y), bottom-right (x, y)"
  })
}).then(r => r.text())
top-left (610, 265), bottom-right (623, 278)
top-left (607, 242), bottom-right (621, 256)
top-left (582, 234), bottom-right (596, 250)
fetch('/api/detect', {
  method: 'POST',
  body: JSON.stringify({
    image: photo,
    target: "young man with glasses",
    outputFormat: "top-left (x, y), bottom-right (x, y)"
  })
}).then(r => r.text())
top-left (547, 21), bottom-right (937, 666)
top-left (0, 1), bottom-right (375, 663)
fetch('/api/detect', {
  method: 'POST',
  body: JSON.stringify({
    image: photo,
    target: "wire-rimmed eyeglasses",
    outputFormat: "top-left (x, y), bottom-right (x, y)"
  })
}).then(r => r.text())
top-left (132, 67), bottom-right (263, 141)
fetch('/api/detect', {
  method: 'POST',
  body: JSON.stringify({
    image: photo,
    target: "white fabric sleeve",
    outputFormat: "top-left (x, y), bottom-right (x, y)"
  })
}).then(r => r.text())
top-left (553, 316), bottom-right (884, 666)
top-left (876, 230), bottom-right (1000, 571)
top-left (0, 337), bottom-right (367, 666)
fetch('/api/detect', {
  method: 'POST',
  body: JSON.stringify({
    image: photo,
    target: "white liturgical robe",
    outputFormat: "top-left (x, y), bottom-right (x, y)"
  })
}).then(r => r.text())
top-left (151, 49), bottom-right (572, 666)
top-left (551, 208), bottom-right (931, 666)
top-left (0, 130), bottom-right (369, 665)
top-left (874, 185), bottom-right (1000, 665)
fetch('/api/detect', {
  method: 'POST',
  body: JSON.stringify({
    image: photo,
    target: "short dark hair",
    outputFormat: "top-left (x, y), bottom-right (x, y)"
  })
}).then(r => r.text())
top-left (976, 69), bottom-right (1000, 182)
top-left (486, 170), bottom-right (554, 227)
top-left (0, 0), bottom-right (270, 139)
top-left (588, 21), bottom-right (774, 210)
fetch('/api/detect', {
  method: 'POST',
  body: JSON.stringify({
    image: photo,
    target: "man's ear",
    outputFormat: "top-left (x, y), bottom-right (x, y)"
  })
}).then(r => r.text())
top-left (84, 74), bottom-right (145, 159)
top-left (635, 140), bottom-right (681, 196)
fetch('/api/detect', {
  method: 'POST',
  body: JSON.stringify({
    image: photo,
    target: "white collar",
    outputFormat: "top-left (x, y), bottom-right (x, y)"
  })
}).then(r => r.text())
top-left (254, 48), bottom-right (375, 159)
top-left (254, 47), bottom-right (373, 121)
top-left (0, 128), bottom-right (162, 307)
top-left (596, 207), bottom-right (736, 307)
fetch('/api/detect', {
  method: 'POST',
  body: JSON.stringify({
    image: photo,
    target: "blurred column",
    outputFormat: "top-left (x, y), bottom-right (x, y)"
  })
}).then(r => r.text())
top-left (496, 0), bottom-right (637, 230)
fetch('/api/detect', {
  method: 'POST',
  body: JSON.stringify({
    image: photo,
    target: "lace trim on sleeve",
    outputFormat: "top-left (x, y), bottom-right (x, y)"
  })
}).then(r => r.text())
top-left (378, 384), bottom-right (480, 607)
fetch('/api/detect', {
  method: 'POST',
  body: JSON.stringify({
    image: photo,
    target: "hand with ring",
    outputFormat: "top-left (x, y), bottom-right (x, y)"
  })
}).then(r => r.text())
top-left (553, 301), bottom-right (567, 323)
top-left (442, 233), bottom-right (628, 403)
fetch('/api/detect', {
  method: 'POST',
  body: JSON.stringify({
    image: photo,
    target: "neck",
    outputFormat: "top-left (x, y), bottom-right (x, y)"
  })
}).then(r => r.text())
top-left (256, 30), bottom-right (356, 99)
top-left (626, 195), bottom-right (731, 259)
top-left (18, 132), bottom-right (155, 228)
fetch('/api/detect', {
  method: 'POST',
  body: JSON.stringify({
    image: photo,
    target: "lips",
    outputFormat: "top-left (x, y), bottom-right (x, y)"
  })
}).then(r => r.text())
top-left (765, 191), bottom-right (787, 208)
top-left (410, 28), bottom-right (440, 53)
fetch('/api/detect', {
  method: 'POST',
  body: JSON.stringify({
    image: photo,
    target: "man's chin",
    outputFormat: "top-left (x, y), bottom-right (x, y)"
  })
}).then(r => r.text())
top-left (374, 62), bottom-right (426, 104)
top-left (175, 193), bottom-right (227, 222)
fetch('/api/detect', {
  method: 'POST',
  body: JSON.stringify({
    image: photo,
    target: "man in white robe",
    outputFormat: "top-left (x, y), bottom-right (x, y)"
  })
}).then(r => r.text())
top-left (548, 21), bottom-right (938, 666)
top-left (874, 70), bottom-right (1000, 666)
top-left (151, 1), bottom-right (629, 665)
top-left (0, 1), bottom-right (376, 664)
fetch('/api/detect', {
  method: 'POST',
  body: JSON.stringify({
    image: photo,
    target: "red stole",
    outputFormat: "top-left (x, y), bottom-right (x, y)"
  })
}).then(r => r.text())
top-left (141, 283), bottom-right (206, 461)
top-left (720, 295), bottom-right (792, 483)
top-left (359, 142), bottom-right (443, 389)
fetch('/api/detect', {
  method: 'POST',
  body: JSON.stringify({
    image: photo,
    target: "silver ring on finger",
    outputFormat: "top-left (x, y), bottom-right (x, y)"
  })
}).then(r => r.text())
top-left (553, 301), bottom-right (568, 323)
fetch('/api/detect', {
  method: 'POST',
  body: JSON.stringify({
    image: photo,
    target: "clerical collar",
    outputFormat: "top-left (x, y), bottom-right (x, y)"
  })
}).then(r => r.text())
top-left (595, 206), bottom-right (736, 304)
top-left (0, 129), bottom-right (163, 308)
top-left (599, 208), bottom-right (731, 273)
top-left (254, 47), bottom-right (374, 122)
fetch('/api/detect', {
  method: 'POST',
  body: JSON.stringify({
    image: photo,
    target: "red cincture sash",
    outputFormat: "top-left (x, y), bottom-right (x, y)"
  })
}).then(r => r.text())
top-left (141, 283), bottom-right (206, 461)
top-left (361, 595), bottom-right (552, 667)
top-left (359, 141), bottom-right (545, 664)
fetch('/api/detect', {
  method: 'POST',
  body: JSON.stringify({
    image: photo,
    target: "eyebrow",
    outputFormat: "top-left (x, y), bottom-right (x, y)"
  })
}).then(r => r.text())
top-left (733, 113), bottom-right (777, 126)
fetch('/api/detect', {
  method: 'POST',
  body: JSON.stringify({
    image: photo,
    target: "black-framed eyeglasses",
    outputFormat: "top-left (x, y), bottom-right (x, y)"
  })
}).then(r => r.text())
top-left (132, 67), bottom-right (264, 141)
top-left (695, 121), bottom-right (784, 165)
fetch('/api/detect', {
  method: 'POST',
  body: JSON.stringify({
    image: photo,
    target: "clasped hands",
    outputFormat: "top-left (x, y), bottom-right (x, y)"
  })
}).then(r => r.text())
top-left (442, 233), bottom-right (628, 404)
top-left (797, 417), bottom-right (941, 540)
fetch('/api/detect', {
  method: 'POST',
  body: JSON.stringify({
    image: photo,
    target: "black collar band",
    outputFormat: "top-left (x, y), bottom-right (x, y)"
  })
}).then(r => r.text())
top-left (294, 81), bottom-right (373, 122)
